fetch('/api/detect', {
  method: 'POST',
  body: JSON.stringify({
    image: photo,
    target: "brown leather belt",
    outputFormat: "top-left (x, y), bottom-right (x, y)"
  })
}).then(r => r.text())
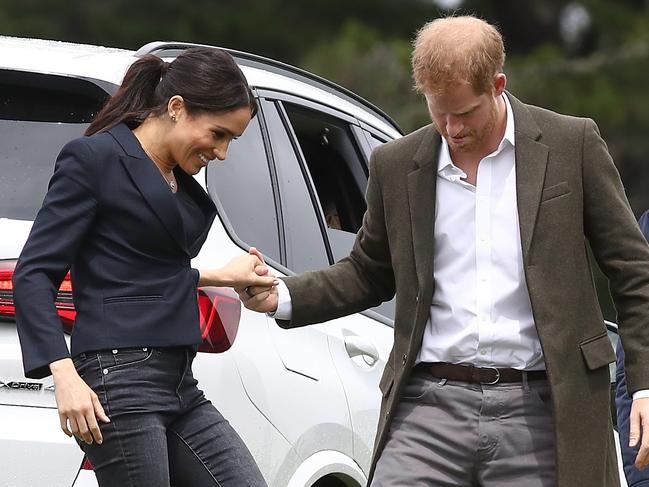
top-left (415, 362), bottom-right (547, 384)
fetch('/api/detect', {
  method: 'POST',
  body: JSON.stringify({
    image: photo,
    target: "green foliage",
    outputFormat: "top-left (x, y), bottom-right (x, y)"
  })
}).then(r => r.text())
top-left (5, 0), bottom-right (649, 319)
top-left (2, 0), bottom-right (649, 213)
top-left (301, 20), bottom-right (429, 132)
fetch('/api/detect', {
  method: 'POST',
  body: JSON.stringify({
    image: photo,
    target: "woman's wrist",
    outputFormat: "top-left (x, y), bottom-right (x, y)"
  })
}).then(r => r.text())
top-left (197, 268), bottom-right (233, 288)
top-left (49, 357), bottom-right (76, 379)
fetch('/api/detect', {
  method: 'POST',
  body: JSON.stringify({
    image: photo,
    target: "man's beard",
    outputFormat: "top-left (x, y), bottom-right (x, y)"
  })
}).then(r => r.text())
top-left (436, 101), bottom-right (498, 154)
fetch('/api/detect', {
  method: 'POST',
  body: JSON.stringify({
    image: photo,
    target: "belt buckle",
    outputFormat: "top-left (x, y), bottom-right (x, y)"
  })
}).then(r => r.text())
top-left (481, 366), bottom-right (500, 385)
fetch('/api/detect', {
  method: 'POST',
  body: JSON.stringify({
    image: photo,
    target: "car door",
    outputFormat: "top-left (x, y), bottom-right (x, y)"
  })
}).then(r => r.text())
top-left (266, 93), bottom-right (396, 473)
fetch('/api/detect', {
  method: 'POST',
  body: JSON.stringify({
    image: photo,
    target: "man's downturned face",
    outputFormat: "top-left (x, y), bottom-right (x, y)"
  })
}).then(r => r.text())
top-left (425, 81), bottom-right (501, 157)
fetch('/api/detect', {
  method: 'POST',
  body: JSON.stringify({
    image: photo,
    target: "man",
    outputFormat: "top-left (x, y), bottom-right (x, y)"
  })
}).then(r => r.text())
top-left (241, 16), bottom-right (649, 486)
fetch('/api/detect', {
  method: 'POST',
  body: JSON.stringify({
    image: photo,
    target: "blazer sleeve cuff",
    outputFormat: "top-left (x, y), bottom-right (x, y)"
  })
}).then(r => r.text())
top-left (24, 349), bottom-right (71, 380)
top-left (191, 268), bottom-right (200, 287)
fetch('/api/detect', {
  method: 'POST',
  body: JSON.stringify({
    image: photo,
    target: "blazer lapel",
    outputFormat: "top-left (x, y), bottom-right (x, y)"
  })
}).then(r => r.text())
top-left (108, 124), bottom-right (188, 253)
top-left (174, 168), bottom-right (217, 257)
top-left (407, 126), bottom-right (440, 290)
top-left (509, 93), bottom-right (550, 261)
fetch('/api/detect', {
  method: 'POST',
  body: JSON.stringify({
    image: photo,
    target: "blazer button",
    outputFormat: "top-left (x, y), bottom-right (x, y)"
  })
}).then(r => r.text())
top-left (402, 354), bottom-right (407, 365)
top-left (415, 295), bottom-right (419, 303)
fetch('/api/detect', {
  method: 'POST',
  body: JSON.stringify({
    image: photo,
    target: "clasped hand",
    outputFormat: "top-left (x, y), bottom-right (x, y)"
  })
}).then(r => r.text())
top-left (199, 247), bottom-right (277, 290)
top-left (233, 248), bottom-right (279, 313)
top-left (222, 247), bottom-right (278, 289)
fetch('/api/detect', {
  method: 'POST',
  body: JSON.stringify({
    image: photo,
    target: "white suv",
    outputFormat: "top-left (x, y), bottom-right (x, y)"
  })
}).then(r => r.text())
top-left (0, 37), bottom-right (401, 487)
top-left (0, 38), bottom-right (630, 487)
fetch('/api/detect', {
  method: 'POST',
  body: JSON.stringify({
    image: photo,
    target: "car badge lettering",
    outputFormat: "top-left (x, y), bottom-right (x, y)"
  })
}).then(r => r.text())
top-left (0, 380), bottom-right (43, 391)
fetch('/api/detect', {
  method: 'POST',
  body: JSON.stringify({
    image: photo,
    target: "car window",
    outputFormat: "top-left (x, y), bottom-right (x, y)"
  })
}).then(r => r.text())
top-left (282, 103), bottom-right (368, 265)
top-left (206, 115), bottom-right (281, 264)
top-left (283, 103), bottom-right (368, 235)
top-left (262, 100), bottom-right (329, 272)
top-left (0, 70), bottom-right (108, 221)
top-left (280, 102), bottom-right (396, 322)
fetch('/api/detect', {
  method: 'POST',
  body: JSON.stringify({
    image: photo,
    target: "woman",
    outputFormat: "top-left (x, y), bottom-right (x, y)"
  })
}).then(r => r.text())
top-left (13, 48), bottom-right (272, 486)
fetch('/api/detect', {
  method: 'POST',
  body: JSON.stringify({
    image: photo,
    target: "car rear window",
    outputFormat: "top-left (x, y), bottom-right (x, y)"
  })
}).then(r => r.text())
top-left (0, 70), bottom-right (109, 221)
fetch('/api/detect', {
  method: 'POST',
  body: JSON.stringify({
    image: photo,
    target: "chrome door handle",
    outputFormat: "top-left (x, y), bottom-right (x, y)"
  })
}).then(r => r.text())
top-left (344, 336), bottom-right (379, 366)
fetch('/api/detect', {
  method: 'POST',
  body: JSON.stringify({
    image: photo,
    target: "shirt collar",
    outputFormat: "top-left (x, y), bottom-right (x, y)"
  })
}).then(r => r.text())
top-left (437, 93), bottom-right (516, 179)
top-left (501, 93), bottom-right (515, 149)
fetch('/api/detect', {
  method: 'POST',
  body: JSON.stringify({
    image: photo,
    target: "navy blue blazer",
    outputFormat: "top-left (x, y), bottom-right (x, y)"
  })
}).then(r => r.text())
top-left (13, 123), bottom-right (217, 379)
top-left (616, 209), bottom-right (649, 486)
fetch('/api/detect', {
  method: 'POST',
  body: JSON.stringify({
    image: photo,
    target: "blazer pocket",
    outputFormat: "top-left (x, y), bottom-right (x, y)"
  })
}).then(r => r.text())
top-left (103, 294), bottom-right (163, 304)
top-left (379, 362), bottom-right (395, 398)
top-left (541, 181), bottom-right (571, 202)
top-left (579, 332), bottom-right (615, 370)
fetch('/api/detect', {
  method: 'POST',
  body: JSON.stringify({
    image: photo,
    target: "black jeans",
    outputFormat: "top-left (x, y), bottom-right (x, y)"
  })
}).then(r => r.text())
top-left (73, 346), bottom-right (267, 487)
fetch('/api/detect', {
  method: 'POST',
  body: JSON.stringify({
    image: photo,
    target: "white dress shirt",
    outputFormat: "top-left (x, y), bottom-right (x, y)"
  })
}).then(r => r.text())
top-left (416, 94), bottom-right (545, 370)
top-left (273, 95), bottom-right (544, 370)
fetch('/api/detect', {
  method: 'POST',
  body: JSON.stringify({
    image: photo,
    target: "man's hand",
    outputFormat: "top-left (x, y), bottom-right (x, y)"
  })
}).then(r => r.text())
top-left (234, 248), bottom-right (280, 313)
top-left (630, 397), bottom-right (649, 469)
top-left (50, 358), bottom-right (110, 445)
top-left (236, 282), bottom-right (279, 314)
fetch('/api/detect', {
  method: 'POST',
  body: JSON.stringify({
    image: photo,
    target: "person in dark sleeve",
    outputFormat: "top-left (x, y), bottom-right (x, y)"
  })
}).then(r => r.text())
top-left (13, 48), bottom-right (275, 486)
top-left (617, 209), bottom-right (649, 486)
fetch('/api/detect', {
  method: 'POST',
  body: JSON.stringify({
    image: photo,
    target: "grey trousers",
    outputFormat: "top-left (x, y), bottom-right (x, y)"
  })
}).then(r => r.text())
top-left (371, 372), bottom-right (556, 487)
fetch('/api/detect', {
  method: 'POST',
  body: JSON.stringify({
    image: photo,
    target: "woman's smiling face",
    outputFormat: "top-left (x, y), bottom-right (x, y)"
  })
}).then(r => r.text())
top-left (167, 100), bottom-right (252, 174)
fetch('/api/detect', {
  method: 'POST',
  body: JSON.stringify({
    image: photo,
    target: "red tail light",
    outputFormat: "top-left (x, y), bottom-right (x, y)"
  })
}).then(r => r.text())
top-left (0, 260), bottom-right (75, 332)
top-left (0, 260), bottom-right (241, 353)
top-left (53, 272), bottom-right (75, 332)
top-left (0, 261), bottom-right (16, 317)
top-left (197, 287), bottom-right (241, 353)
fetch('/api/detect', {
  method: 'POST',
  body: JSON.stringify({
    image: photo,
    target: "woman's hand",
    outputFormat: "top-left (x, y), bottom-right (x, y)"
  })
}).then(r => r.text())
top-left (198, 247), bottom-right (278, 289)
top-left (50, 358), bottom-right (110, 445)
top-left (224, 247), bottom-right (278, 288)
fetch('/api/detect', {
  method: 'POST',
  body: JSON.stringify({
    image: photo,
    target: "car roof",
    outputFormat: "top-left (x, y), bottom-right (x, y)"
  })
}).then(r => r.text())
top-left (0, 36), bottom-right (401, 138)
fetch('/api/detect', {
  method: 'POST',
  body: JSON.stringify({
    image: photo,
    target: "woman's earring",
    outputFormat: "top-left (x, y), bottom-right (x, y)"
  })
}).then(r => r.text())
top-left (171, 114), bottom-right (177, 122)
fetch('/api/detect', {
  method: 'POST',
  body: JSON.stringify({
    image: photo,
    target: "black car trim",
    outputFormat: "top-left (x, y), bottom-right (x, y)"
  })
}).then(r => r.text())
top-left (134, 41), bottom-right (403, 135)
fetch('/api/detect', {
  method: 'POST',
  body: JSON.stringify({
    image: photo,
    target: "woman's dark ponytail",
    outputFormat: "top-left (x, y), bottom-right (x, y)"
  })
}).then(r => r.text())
top-left (85, 55), bottom-right (167, 135)
top-left (85, 48), bottom-right (256, 136)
